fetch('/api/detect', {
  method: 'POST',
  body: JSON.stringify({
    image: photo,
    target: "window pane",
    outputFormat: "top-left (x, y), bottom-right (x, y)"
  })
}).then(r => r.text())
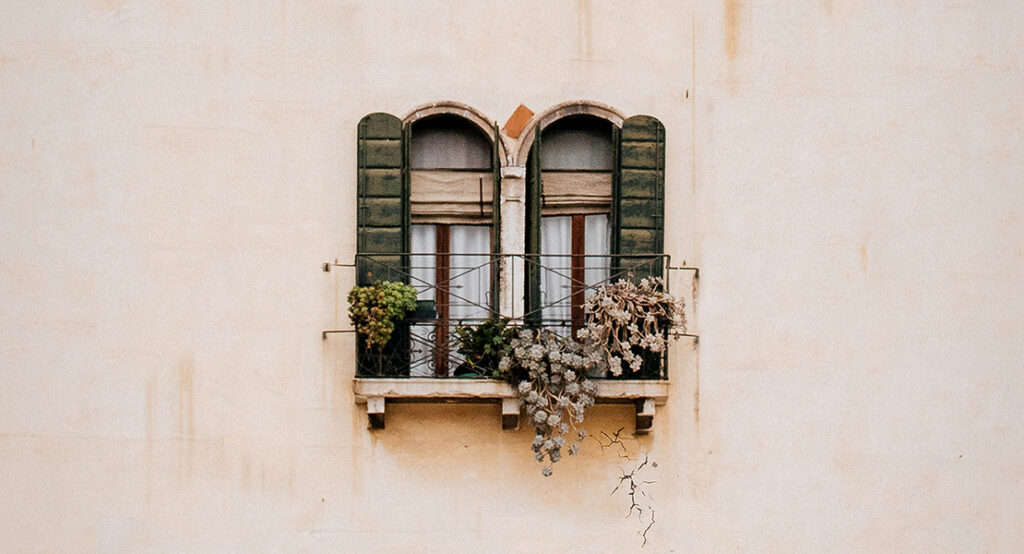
top-left (410, 115), bottom-right (491, 170)
top-left (540, 115), bottom-right (614, 170)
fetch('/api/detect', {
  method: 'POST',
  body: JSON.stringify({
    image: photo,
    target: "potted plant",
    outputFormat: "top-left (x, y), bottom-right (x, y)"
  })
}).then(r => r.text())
top-left (452, 318), bottom-right (515, 378)
top-left (348, 281), bottom-right (418, 376)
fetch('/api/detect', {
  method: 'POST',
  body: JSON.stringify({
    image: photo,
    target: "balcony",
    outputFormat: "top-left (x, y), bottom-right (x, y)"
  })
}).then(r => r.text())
top-left (325, 252), bottom-right (697, 431)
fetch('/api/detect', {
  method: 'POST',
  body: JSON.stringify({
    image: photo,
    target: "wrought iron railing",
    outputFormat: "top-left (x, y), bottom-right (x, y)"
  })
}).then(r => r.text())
top-left (347, 253), bottom-right (675, 380)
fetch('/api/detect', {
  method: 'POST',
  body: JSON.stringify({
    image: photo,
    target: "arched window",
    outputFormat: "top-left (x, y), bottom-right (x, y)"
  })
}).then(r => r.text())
top-left (525, 113), bottom-right (666, 342)
top-left (408, 115), bottom-right (495, 376)
top-left (536, 115), bottom-right (615, 335)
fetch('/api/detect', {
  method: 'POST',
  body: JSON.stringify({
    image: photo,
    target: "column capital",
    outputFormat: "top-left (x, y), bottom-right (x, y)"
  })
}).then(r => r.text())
top-left (500, 166), bottom-right (526, 179)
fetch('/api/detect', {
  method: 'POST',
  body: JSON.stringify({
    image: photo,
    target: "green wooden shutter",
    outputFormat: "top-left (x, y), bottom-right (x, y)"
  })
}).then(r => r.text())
top-left (356, 112), bottom-right (408, 285)
top-left (524, 134), bottom-right (542, 325)
top-left (490, 121), bottom-right (502, 317)
top-left (614, 115), bottom-right (665, 280)
top-left (355, 112), bottom-right (410, 377)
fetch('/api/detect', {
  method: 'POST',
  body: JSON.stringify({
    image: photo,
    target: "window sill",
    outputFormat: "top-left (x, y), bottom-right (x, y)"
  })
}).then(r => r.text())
top-left (353, 378), bottom-right (668, 432)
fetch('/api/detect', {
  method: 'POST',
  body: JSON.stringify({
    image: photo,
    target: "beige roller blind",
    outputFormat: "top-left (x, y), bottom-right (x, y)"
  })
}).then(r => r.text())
top-left (540, 171), bottom-right (612, 215)
top-left (410, 170), bottom-right (493, 223)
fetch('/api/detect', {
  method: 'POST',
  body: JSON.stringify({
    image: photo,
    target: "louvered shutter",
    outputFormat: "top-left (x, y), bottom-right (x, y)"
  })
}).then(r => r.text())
top-left (356, 112), bottom-right (409, 285)
top-left (524, 136), bottom-right (542, 325)
top-left (490, 121), bottom-right (502, 316)
top-left (614, 115), bottom-right (665, 280)
top-left (356, 113), bottom-right (410, 377)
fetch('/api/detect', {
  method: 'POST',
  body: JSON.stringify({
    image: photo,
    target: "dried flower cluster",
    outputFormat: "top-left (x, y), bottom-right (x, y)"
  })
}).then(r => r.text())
top-left (578, 277), bottom-right (686, 376)
top-left (499, 329), bottom-right (599, 476)
top-left (347, 281), bottom-right (418, 350)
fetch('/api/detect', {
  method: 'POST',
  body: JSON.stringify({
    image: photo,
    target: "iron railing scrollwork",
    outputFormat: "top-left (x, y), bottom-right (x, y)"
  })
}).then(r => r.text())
top-left (351, 253), bottom-right (674, 380)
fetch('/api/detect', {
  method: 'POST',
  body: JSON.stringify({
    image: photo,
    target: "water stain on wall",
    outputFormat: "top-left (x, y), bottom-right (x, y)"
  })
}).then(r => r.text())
top-left (93, 0), bottom-right (126, 11)
top-left (145, 372), bottom-right (156, 500)
top-left (723, 0), bottom-right (744, 62)
top-left (241, 452), bottom-right (253, 491)
top-left (689, 436), bottom-right (722, 500)
top-left (577, 0), bottom-right (594, 60)
top-left (178, 357), bottom-right (195, 438)
top-left (177, 356), bottom-right (195, 484)
top-left (287, 455), bottom-right (296, 495)
top-left (693, 368), bottom-right (701, 427)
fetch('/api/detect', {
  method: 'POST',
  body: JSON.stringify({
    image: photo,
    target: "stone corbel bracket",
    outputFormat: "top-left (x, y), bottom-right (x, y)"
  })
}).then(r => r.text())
top-left (353, 378), bottom-right (669, 433)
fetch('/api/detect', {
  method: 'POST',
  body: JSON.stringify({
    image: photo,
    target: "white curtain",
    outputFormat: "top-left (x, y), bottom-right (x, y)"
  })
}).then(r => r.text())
top-left (409, 225), bottom-right (435, 376)
top-left (410, 225), bottom-right (436, 301)
top-left (584, 214), bottom-right (610, 289)
top-left (540, 216), bottom-right (572, 333)
top-left (449, 225), bottom-right (491, 323)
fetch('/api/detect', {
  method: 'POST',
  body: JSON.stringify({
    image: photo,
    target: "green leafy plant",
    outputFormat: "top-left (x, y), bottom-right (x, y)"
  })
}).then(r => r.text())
top-left (347, 281), bottom-right (418, 350)
top-left (578, 276), bottom-right (685, 376)
top-left (453, 318), bottom-right (515, 378)
top-left (498, 328), bottom-right (600, 476)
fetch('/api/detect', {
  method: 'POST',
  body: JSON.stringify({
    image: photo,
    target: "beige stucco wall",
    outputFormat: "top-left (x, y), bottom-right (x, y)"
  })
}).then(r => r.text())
top-left (1, 1), bottom-right (1022, 551)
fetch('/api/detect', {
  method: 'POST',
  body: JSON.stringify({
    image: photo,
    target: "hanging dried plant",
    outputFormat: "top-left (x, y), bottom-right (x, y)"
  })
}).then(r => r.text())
top-left (497, 328), bottom-right (600, 476)
top-left (578, 276), bottom-right (686, 376)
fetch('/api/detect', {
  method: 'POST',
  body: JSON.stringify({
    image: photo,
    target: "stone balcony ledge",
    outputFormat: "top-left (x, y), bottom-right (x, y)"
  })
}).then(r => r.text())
top-left (353, 378), bottom-right (669, 432)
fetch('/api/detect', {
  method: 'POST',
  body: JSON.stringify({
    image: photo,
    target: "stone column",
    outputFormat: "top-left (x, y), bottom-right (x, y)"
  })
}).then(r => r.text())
top-left (499, 165), bottom-right (526, 319)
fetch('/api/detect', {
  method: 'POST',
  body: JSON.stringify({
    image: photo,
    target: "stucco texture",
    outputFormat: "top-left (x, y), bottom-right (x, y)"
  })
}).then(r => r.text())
top-left (1, 1), bottom-right (1022, 551)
